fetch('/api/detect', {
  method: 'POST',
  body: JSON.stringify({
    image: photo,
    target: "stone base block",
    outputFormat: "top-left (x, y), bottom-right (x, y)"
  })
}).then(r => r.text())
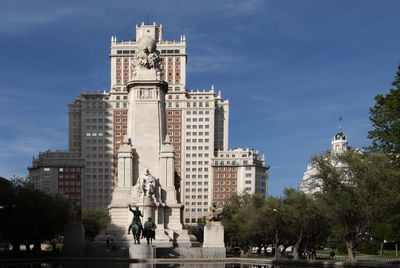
top-left (129, 243), bottom-right (155, 259)
top-left (202, 247), bottom-right (226, 258)
top-left (203, 222), bottom-right (225, 248)
top-left (63, 223), bottom-right (85, 257)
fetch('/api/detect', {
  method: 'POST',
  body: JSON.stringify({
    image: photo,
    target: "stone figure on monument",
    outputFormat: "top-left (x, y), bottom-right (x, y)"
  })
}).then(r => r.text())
top-left (205, 202), bottom-right (224, 223)
top-left (131, 36), bottom-right (162, 78)
top-left (138, 168), bottom-right (156, 197)
top-left (68, 201), bottom-right (82, 224)
top-left (128, 205), bottom-right (143, 244)
top-left (142, 217), bottom-right (156, 245)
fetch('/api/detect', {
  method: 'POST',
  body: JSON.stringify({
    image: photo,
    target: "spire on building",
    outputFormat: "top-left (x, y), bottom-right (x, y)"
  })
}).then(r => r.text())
top-left (332, 117), bottom-right (348, 154)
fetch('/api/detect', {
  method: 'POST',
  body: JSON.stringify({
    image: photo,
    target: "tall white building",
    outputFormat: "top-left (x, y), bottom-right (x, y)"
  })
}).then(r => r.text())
top-left (30, 23), bottom-right (267, 224)
top-left (299, 121), bottom-right (350, 195)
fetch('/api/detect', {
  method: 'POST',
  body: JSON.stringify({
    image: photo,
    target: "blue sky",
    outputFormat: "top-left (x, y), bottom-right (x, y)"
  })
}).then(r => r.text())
top-left (0, 0), bottom-right (399, 196)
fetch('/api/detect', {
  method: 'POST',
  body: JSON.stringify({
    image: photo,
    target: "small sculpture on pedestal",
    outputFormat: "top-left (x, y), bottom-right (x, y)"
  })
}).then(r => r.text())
top-left (205, 202), bottom-right (224, 223)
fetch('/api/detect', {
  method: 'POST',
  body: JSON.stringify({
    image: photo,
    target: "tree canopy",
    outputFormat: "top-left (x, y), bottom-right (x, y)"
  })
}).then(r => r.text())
top-left (368, 63), bottom-right (400, 167)
top-left (311, 150), bottom-right (400, 261)
top-left (82, 208), bottom-right (109, 242)
top-left (0, 177), bottom-right (71, 252)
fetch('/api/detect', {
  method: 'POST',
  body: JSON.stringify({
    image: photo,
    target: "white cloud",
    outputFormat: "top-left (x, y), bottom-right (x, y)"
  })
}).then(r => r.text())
top-left (0, 5), bottom-right (82, 34)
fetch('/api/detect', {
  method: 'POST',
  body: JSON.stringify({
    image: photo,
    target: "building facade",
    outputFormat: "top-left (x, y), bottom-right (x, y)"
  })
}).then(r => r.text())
top-left (28, 150), bottom-right (84, 208)
top-left (30, 23), bottom-right (268, 224)
top-left (211, 148), bottom-right (268, 208)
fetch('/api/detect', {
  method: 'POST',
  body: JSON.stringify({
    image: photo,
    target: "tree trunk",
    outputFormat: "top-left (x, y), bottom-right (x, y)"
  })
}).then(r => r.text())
top-left (395, 243), bottom-right (398, 257)
top-left (50, 240), bottom-right (58, 253)
top-left (346, 240), bottom-right (356, 262)
top-left (293, 236), bottom-right (302, 260)
top-left (33, 242), bottom-right (41, 253)
top-left (379, 241), bottom-right (384, 256)
top-left (11, 242), bottom-right (20, 252)
top-left (274, 230), bottom-right (280, 260)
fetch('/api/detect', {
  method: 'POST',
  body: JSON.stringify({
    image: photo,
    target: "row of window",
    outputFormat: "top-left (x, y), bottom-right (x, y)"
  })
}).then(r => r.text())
top-left (86, 161), bottom-right (110, 166)
top-left (185, 152), bottom-right (210, 157)
top-left (185, 208), bottom-right (208, 212)
top-left (58, 181), bottom-right (81, 186)
top-left (85, 188), bottom-right (112, 193)
top-left (85, 146), bottom-right (112, 151)
top-left (86, 118), bottom-right (111, 123)
top-left (214, 181), bottom-right (236, 185)
top-left (184, 195), bottom-right (208, 199)
top-left (185, 161), bottom-right (209, 165)
top-left (86, 182), bottom-right (112, 187)
top-left (167, 132), bottom-right (181, 136)
top-left (186, 110), bottom-right (210, 114)
top-left (59, 173), bottom-right (81, 179)
top-left (185, 188), bottom-right (208, 192)
top-left (214, 188), bottom-right (236, 193)
top-left (214, 174), bottom-right (236, 178)
top-left (115, 118), bottom-right (127, 122)
top-left (185, 181), bottom-right (209, 186)
top-left (186, 125), bottom-right (210, 129)
top-left (214, 160), bottom-right (247, 165)
top-left (215, 167), bottom-right (237, 171)
top-left (86, 132), bottom-right (105, 136)
top-left (160, 50), bottom-right (180, 54)
top-left (213, 194), bottom-right (232, 199)
top-left (167, 118), bottom-right (181, 122)
top-left (167, 125), bottom-right (181, 129)
top-left (59, 187), bottom-right (81, 193)
top-left (58, 167), bottom-right (81, 172)
top-left (185, 132), bottom-right (210, 136)
top-left (167, 111), bottom-right (181, 116)
top-left (186, 118), bottom-right (210, 122)
top-left (184, 169), bottom-right (209, 173)
top-left (85, 168), bottom-right (111, 173)
top-left (167, 86), bottom-right (181, 92)
top-left (185, 201), bottom-right (208, 206)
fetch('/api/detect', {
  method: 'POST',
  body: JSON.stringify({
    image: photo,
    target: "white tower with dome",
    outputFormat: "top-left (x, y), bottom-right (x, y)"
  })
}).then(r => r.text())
top-left (299, 118), bottom-right (351, 195)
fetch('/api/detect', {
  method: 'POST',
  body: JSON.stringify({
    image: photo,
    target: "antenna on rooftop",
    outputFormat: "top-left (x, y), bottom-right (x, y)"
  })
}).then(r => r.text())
top-left (339, 116), bottom-right (343, 133)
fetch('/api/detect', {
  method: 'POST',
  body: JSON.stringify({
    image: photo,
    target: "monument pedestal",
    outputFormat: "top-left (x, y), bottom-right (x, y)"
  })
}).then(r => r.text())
top-left (129, 243), bottom-right (155, 259)
top-left (63, 222), bottom-right (85, 257)
top-left (203, 221), bottom-right (226, 258)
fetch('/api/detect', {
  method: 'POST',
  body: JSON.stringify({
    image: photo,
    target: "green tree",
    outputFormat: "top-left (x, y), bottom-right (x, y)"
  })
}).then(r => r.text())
top-left (368, 63), bottom-right (400, 167)
top-left (0, 177), bottom-right (70, 252)
top-left (312, 150), bottom-right (400, 261)
top-left (223, 193), bottom-right (273, 256)
top-left (282, 188), bottom-right (329, 260)
top-left (82, 208), bottom-right (109, 242)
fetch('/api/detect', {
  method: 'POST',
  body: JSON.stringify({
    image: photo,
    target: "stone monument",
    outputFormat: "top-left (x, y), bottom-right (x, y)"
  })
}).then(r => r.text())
top-left (203, 203), bottom-right (226, 258)
top-left (63, 202), bottom-right (85, 256)
top-left (93, 28), bottom-right (198, 257)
